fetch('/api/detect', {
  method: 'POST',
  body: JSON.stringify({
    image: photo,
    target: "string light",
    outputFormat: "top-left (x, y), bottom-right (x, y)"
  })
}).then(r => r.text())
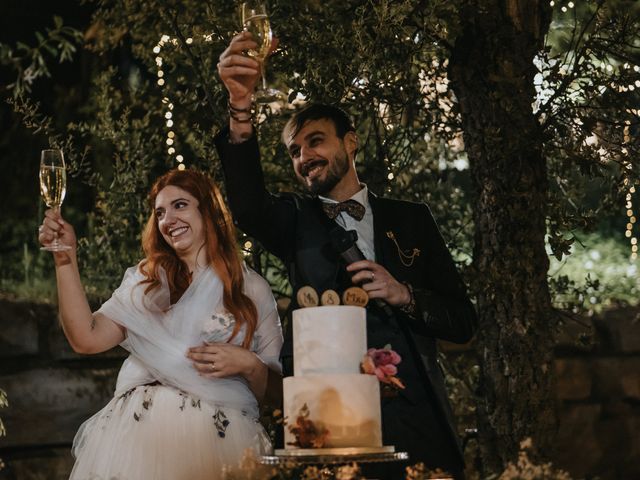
top-left (152, 32), bottom-right (224, 168)
top-left (550, 1), bottom-right (575, 9)
top-left (622, 120), bottom-right (637, 261)
top-left (624, 174), bottom-right (637, 261)
top-left (154, 35), bottom-right (186, 168)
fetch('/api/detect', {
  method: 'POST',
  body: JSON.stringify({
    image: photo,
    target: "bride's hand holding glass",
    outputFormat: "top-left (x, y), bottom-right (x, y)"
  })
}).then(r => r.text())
top-left (38, 209), bottom-right (77, 260)
top-left (39, 148), bottom-right (73, 252)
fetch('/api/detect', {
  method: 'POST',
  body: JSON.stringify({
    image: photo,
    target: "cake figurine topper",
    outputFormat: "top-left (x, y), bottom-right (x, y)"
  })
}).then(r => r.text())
top-left (320, 289), bottom-right (340, 305)
top-left (342, 286), bottom-right (369, 307)
top-left (296, 286), bottom-right (371, 308)
top-left (296, 286), bottom-right (319, 308)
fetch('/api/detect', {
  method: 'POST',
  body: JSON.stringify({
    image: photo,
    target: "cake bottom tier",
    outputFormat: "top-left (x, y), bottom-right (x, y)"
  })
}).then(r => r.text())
top-left (283, 374), bottom-right (382, 449)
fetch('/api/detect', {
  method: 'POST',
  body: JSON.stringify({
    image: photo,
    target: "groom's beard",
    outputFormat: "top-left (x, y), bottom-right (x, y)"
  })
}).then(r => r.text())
top-left (301, 147), bottom-right (350, 196)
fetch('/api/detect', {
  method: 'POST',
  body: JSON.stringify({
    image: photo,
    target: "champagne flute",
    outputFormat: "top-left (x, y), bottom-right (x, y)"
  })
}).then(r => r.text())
top-left (241, 2), bottom-right (285, 104)
top-left (39, 149), bottom-right (71, 251)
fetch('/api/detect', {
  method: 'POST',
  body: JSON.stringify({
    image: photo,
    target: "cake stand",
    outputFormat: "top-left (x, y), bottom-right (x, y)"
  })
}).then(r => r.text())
top-left (259, 446), bottom-right (409, 479)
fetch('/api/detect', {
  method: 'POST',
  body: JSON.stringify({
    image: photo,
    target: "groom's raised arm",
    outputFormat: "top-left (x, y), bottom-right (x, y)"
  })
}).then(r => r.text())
top-left (214, 128), bottom-right (296, 262)
top-left (214, 31), bottom-right (295, 261)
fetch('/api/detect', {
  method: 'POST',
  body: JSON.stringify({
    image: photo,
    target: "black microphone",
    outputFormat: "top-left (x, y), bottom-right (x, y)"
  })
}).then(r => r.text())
top-left (328, 227), bottom-right (393, 317)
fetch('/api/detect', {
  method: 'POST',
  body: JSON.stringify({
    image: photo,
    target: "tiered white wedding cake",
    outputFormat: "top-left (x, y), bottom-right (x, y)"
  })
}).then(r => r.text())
top-left (282, 305), bottom-right (383, 449)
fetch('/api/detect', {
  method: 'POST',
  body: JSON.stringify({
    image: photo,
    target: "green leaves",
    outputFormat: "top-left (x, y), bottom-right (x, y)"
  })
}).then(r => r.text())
top-left (548, 231), bottom-right (575, 261)
top-left (0, 16), bottom-right (83, 98)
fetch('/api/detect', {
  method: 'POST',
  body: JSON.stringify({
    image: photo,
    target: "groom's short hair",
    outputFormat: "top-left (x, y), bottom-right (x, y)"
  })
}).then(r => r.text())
top-left (282, 103), bottom-right (356, 144)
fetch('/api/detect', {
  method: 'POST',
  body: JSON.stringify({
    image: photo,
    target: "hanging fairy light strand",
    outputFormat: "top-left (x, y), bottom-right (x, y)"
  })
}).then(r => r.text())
top-left (624, 178), bottom-right (636, 261)
top-left (153, 34), bottom-right (214, 170)
top-left (153, 35), bottom-right (186, 171)
top-left (623, 120), bottom-right (637, 261)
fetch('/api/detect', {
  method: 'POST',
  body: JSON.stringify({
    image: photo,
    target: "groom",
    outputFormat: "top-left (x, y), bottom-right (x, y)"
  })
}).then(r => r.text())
top-left (214, 31), bottom-right (477, 479)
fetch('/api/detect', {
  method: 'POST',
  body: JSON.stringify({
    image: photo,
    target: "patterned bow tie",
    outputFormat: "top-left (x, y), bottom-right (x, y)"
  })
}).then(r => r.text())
top-left (322, 199), bottom-right (366, 221)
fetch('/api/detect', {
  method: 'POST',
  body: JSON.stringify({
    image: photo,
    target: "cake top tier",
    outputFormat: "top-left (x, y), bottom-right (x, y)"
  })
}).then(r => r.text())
top-left (293, 306), bottom-right (367, 376)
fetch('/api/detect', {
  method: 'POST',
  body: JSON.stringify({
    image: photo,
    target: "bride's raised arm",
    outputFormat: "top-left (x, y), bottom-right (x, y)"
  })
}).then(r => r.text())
top-left (39, 208), bottom-right (126, 354)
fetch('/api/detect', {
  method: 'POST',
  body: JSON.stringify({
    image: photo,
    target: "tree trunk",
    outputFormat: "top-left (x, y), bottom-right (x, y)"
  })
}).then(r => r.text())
top-left (448, 1), bottom-right (555, 474)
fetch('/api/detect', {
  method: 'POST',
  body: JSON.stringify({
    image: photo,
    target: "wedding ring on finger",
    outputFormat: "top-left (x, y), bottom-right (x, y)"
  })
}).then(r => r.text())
top-left (371, 271), bottom-right (375, 281)
top-left (209, 362), bottom-right (216, 372)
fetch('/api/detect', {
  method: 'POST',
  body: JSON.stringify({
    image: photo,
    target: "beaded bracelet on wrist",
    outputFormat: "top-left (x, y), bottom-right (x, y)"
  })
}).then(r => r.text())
top-left (399, 282), bottom-right (417, 317)
top-left (228, 100), bottom-right (252, 113)
top-left (228, 100), bottom-right (254, 124)
top-left (229, 110), bottom-right (253, 123)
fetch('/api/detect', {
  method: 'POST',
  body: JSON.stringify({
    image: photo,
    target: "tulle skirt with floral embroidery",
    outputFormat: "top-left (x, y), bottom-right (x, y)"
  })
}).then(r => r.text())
top-left (69, 384), bottom-right (272, 480)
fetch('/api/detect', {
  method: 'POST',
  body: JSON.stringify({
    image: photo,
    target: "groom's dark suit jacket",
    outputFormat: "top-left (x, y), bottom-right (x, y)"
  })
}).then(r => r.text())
top-left (215, 128), bottom-right (477, 476)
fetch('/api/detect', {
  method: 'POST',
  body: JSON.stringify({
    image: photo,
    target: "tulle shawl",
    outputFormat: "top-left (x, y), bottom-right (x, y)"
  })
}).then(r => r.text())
top-left (96, 264), bottom-right (266, 418)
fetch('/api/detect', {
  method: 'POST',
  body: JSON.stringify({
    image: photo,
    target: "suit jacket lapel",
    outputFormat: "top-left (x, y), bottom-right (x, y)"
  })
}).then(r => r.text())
top-left (369, 192), bottom-right (389, 268)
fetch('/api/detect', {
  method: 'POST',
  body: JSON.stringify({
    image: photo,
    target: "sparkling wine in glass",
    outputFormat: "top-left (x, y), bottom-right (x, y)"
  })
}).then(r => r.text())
top-left (241, 2), bottom-right (285, 104)
top-left (39, 149), bottom-right (71, 251)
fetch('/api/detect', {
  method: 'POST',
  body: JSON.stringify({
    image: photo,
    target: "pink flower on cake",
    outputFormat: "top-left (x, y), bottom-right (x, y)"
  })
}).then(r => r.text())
top-left (361, 345), bottom-right (405, 390)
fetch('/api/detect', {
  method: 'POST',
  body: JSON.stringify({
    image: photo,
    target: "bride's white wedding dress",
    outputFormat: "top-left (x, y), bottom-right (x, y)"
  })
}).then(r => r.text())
top-left (69, 264), bottom-right (283, 480)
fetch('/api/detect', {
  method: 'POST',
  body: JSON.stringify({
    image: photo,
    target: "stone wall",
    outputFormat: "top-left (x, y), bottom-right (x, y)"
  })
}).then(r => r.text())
top-left (0, 299), bottom-right (124, 480)
top-left (553, 306), bottom-right (640, 479)
top-left (0, 299), bottom-right (638, 479)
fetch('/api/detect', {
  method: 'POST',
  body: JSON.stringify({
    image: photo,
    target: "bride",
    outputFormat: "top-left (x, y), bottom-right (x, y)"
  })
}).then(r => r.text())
top-left (38, 168), bottom-right (283, 479)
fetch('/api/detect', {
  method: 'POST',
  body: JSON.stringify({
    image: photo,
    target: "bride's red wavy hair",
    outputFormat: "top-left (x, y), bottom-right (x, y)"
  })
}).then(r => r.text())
top-left (140, 168), bottom-right (257, 348)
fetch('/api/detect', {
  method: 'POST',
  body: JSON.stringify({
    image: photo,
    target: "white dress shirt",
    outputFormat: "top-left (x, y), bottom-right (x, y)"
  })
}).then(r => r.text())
top-left (319, 185), bottom-right (376, 261)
